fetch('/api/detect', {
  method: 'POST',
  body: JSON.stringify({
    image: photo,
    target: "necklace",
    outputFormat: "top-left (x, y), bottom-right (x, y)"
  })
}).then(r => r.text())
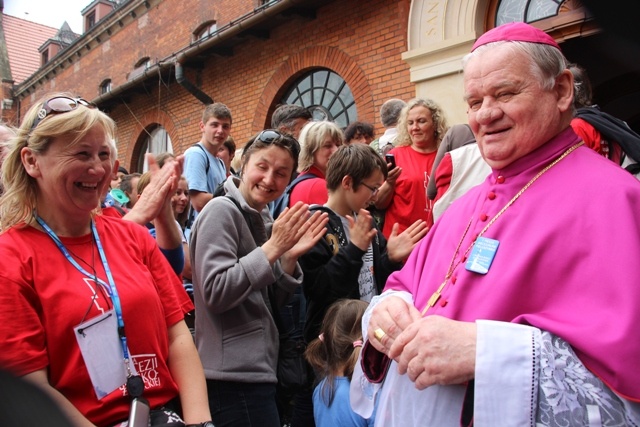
top-left (422, 141), bottom-right (584, 315)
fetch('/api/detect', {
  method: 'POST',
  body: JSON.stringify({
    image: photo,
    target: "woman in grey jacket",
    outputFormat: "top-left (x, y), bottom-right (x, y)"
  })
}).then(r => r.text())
top-left (189, 130), bottom-right (328, 427)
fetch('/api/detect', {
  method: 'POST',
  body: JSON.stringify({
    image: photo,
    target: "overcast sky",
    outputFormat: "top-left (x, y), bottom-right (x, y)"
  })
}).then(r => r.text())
top-left (4, 0), bottom-right (89, 34)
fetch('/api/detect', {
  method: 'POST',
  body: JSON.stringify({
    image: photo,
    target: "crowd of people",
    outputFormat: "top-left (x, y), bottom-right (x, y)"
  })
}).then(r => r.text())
top-left (0, 21), bottom-right (639, 427)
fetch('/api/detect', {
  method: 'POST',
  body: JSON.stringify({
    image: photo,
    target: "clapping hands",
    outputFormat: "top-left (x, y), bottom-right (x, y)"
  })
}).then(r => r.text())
top-left (263, 202), bottom-right (328, 272)
top-left (386, 220), bottom-right (428, 263)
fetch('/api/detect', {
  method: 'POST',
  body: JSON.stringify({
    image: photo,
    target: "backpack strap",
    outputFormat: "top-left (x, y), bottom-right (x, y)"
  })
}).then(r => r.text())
top-left (270, 172), bottom-right (320, 219)
top-left (290, 171), bottom-right (318, 186)
top-left (193, 143), bottom-right (211, 174)
top-left (282, 172), bottom-right (320, 201)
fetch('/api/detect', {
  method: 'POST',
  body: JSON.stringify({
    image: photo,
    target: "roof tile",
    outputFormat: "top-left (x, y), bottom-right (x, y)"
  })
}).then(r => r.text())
top-left (3, 14), bottom-right (59, 83)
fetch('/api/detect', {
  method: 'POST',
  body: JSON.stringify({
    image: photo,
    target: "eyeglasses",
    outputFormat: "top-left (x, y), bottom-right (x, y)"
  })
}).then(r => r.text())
top-left (30, 96), bottom-right (95, 132)
top-left (361, 182), bottom-right (380, 197)
top-left (244, 129), bottom-right (300, 159)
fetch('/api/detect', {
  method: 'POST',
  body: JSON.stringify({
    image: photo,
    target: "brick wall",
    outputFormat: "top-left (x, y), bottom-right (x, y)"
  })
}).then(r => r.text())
top-left (20, 0), bottom-right (415, 171)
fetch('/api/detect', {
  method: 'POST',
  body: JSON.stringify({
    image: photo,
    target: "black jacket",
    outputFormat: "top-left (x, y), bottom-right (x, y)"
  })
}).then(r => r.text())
top-left (299, 206), bottom-right (402, 343)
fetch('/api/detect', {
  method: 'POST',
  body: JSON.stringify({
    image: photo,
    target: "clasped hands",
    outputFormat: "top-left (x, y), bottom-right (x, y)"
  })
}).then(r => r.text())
top-left (368, 296), bottom-right (477, 390)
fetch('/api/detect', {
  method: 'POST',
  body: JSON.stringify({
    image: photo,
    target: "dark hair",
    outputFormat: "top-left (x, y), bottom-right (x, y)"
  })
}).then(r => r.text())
top-left (304, 299), bottom-right (368, 406)
top-left (325, 144), bottom-right (387, 192)
top-left (241, 130), bottom-right (300, 181)
top-left (222, 136), bottom-right (236, 153)
top-left (117, 166), bottom-right (129, 174)
top-left (119, 173), bottom-right (141, 194)
top-left (568, 63), bottom-right (593, 109)
top-left (271, 104), bottom-right (312, 132)
top-left (344, 121), bottom-right (375, 143)
top-left (202, 102), bottom-right (232, 125)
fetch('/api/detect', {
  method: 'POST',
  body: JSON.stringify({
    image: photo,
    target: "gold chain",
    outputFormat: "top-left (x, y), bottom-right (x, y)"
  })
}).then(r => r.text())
top-left (422, 141), bottom-right (584, 315)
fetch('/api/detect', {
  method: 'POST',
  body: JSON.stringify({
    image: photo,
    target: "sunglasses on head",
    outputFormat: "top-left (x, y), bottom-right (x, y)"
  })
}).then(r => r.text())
top-left (244, 129), bottom-right (300, 159)
top-left (30, 96), bottom-right (96, 132)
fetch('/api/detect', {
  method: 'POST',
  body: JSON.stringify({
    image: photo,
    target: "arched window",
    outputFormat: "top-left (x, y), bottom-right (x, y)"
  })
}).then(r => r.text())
top-left (134, 57), bottom-right (151, 69)
top-left (99, 79), bottom-right (111, 95)
top-left (281, 69), bottom-right (357, 129)
top-left (136, 126), bottom-right (173, 172)
top-left (495, 0), bottom-right (565, 25)
top-left (129, 57), bottom-right (152, 81)
top-left (193, 21), bottom-right (218, 42)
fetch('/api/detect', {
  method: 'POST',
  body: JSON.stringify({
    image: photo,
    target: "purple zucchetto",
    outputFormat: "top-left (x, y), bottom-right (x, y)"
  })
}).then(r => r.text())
top-left (471, 22), bottom-right (560, 52)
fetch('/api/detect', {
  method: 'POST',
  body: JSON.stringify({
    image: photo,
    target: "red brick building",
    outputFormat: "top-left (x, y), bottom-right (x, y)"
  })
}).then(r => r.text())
top-left (8, 0), bottom-right (415, 171)
top-left (5, 0), bottom-right (640, 172)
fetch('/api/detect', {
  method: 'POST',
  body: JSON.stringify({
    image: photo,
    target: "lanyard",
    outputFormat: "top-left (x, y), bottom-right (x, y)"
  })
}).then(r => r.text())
top-left (35, 216), bottom-right (132, 362)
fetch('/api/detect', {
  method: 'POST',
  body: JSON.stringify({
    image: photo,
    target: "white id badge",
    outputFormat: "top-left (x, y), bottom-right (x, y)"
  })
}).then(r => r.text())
top-left (74, 309), bottom-right (129, 399)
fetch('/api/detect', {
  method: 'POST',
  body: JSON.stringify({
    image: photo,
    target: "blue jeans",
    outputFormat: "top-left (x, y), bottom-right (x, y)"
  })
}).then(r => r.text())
top-left (207, 380), bottom-right (280, 427)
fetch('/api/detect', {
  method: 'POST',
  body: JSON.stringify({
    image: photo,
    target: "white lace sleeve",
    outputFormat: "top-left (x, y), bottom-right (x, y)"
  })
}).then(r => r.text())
top-left (537, 331), bottom-right (640, 427)
top-left (475, 320), bottom-right (640, 426)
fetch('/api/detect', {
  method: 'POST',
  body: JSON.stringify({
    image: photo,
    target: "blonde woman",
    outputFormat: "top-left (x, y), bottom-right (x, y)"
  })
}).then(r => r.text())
top-left (374, 98), bottom-right (448, 237)
top-left (0, 93), bottom-right (212, 426)
top-left (289, 121), bottom-right (344, 206)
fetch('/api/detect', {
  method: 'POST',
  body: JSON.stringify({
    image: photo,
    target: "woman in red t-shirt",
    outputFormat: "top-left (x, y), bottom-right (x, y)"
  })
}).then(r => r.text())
top-left (0, 93), bottom-right (213, 427)
top-left (374, 98), bottom-right (449, 237)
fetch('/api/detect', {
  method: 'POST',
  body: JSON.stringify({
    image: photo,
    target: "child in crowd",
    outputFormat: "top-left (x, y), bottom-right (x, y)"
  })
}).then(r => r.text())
top-left (299, 144), bottom-right (427, 344)
top-left (305, 299), bottom-right (373, 427)
top-left (172, 176), bottom-right (191, 232)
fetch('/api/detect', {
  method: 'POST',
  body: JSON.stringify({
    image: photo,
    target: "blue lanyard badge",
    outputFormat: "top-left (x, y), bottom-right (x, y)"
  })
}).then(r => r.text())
top-left (36, 216), bottom-right (143, 397)
top-left (465, 236), bottom-right (500, 274)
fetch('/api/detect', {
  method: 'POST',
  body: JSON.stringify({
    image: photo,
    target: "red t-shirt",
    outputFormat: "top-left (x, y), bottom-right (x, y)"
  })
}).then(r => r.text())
top-left (383, 145), bottom-right (437, 237)
top-left (289, 165), bottom-right (328, 207)
top-left (434, 152), bottom-right (454, 203)
top-left (0, 215), bottom-right (193, 426)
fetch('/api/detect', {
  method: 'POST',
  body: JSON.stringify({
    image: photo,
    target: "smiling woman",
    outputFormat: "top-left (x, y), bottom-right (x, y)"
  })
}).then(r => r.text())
top-left (189, 129), bottom-right (329, 426)
top-left (0, 93), bottom-right (213, 427)
top-left (1, 95), bottom-right (113, 235)
top-left (374, 98), bottom-right (449, 237)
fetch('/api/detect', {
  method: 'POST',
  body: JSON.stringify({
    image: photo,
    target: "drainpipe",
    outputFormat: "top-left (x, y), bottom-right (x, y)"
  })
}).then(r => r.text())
top-left (175, 62), bottom-right (213, 105)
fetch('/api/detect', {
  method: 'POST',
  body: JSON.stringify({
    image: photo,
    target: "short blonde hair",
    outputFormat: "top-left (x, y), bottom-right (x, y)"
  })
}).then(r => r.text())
top-left (297, 121), bottom-right (344, 172)
top-left (137, 171), bottom-right (153, 195)
top-left (395, 98), bottom-right (448, 149)
top-left (0, 93), bottom-right (116, 231)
